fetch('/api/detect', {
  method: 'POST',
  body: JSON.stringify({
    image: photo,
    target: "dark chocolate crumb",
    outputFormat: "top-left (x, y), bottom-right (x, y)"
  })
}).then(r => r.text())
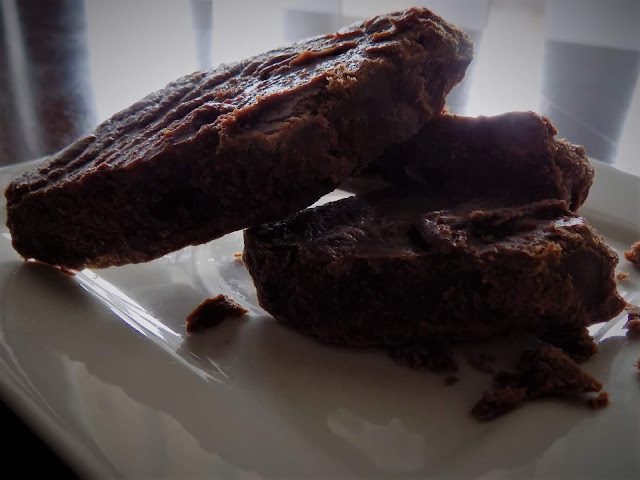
top-left (587, 392), bottom-right (610, 409)
top-left (626, 320), bottom-right (640, 337)
top-left (186, 294), bottom-right (248, 333)
top-left (624, 242), bottom-right (640, 266)
top-left (472, 345), bottom-right (603, 421)
top-left (616, 271), bottom-right (629, 281)
top-left (624, 304), bottom-right (640, 338)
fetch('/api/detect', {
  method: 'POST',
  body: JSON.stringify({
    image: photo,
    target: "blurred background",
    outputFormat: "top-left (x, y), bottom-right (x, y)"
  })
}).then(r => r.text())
top-left (0, 0), bottom-right (639, 477)
top-left (1, 0), bottom-right (639, 173)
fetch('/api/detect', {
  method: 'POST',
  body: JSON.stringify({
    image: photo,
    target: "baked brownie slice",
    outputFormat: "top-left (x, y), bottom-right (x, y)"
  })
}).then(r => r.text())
top-left (349, 112), bottom-right (594, 210)
top-left (5, 8), bottom-right (473, 269)
top-left (243, 191), bottom-right (625, 346)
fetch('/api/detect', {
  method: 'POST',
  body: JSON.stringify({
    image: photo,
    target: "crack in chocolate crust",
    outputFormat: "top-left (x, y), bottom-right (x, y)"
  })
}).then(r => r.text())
top-left (243, 192), bottom-right (625, 346)
top-left (5, 7), bottom-right (473, 269)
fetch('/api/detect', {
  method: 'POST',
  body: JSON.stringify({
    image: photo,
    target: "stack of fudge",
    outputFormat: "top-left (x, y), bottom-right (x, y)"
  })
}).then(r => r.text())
top-left (5, 8), bottom-right (625, 417)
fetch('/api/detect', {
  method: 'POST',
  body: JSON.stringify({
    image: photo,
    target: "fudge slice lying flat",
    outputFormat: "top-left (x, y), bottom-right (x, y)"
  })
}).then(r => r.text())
top-left (243, 191), bottom-right (625, 346)
top-left (5, 8), bottom-right (473, 269)
top-left (352, 111), bottom-right (594, 210)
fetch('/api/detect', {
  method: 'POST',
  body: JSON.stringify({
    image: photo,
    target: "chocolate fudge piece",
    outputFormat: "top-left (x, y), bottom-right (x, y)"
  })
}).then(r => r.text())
top-left (351, 112), bottom-right (594, 210)
top-left (5, 8), bottom-right (473, 269)
top-left (186, 294), bottom-right (248, 333)
top-left (243, 191), bottom-right (625, 346)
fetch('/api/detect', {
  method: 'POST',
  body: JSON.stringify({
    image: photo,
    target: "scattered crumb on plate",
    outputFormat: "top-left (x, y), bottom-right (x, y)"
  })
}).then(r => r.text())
top-left (471, 345), bottom-right (603, 421)
top-left (624, 242), bottom-right (640, 266)
top-left (186, 294), bottom-right (248, 333)
top-left (616, 271), bottom-right (629, 281)
top-left (233, 252), bottom-right (244, 264)
top-left (587, 391), bottom-right (610, 409)
top-left (624, 304), bottom-right (640, 338)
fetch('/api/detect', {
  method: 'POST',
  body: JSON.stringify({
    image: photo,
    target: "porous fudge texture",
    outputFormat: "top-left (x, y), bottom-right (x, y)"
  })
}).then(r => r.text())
top-left (351, 111), bottom-right (594, 210)
top-left (243, 191), bottom-right (625, 346)
top-left (5, 7), bottom-right (473, 269)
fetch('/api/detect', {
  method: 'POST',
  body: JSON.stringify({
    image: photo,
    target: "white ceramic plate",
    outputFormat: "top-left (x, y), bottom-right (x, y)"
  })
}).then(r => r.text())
top-left (0, 159), bottom-right (639, 479)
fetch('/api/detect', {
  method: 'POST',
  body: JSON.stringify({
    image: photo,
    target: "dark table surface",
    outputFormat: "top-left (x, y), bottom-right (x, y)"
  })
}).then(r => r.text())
top-left (1, 0), bottom-right (639, 477)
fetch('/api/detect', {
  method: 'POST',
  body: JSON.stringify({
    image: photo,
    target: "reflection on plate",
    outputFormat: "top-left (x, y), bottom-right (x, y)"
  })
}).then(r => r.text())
top-left (0, 160), bottom-right (639, 479)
